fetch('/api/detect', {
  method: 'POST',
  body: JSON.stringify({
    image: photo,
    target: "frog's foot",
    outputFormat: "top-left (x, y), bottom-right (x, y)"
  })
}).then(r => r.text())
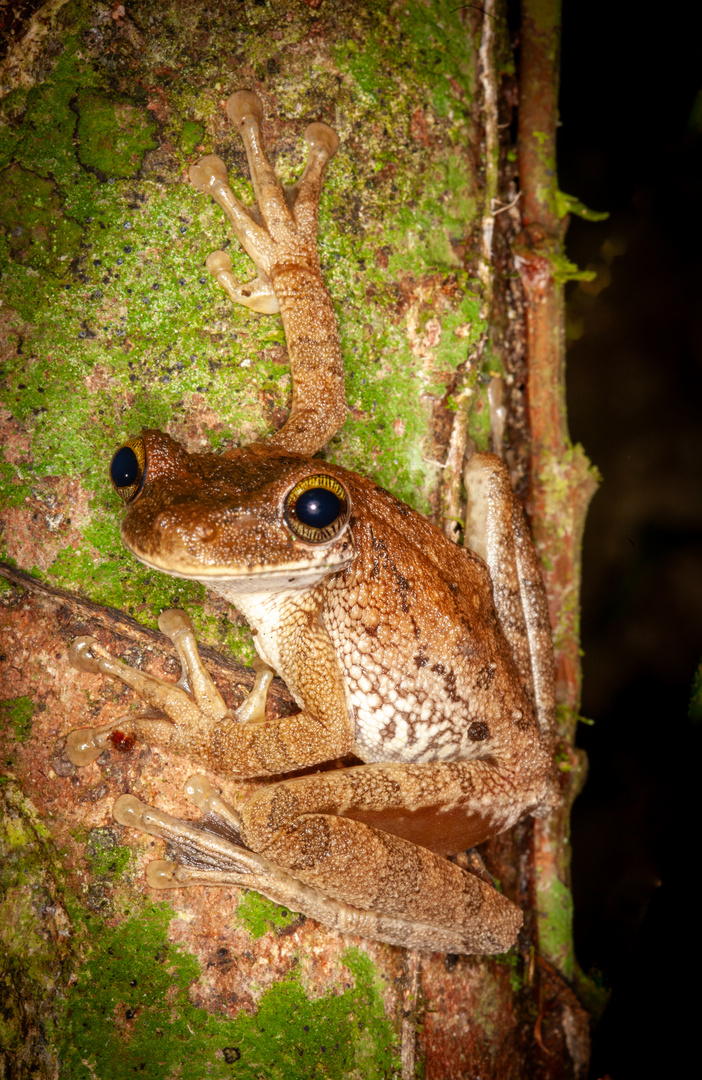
top-left (114, 775), bottom-right (258, 886)
top-left (64, 610), bottom-right (274, 769)
top-left (188, 94), bottom-right (338, 289)
top-left (113, 776), bottom-right (350, 926)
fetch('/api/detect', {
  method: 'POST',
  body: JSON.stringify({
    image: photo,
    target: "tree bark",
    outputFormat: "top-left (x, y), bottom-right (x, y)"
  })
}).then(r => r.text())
top-left (0, 1), bottom-right (592, 1076)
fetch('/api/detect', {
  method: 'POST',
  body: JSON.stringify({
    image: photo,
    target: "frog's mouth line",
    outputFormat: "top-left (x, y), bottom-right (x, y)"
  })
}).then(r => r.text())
top-left (126, 547), bottom-right (355, 589)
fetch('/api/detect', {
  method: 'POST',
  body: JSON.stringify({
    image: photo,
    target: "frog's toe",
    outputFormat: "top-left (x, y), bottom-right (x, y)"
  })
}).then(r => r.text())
top-left (226, 90), bottom-right (263, 127)
top-left (157, 608), bottom-right (193, 636)
top-left (113, 793), bottom-right (150, 829)
top-left (303, 121), bottom-right (339, 159)
top-left (65, 721), bottom-right (121, 766)
top-left (145, 860), bottom-right (189, 889)
top-left (188, 154), bottom-right (228, 192)
top-left (205, 252), bottom-right (279, 314)
top-left (68, 636), bottom-right (101, 674)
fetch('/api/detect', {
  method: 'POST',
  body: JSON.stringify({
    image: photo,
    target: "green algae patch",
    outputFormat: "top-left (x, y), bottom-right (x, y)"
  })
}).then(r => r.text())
top-left (76, 93), bottom-right (158, 178)
top-left (0, 165), bottom-right (83, 276)
top-left (236, 890), bottom-right (298, 939)
top-left (0, 696), bottom-right (36, 742)
top-left (335, 0), bottom-right (475, 116)
top-left (86, 826), bottom-right (131, 881)
top-left (538, 876), bottom-right (575, 981)
top-left (180, 120), bottom-right (205, 156)
top-left (0, 782), bottom-right (71, 1067)
top-left (58, 905), bottom-right (398, 1080)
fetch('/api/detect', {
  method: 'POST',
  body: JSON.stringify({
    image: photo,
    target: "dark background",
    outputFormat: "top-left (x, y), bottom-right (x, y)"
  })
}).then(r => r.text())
top-left (558, 2), bottom-right (702, 1075)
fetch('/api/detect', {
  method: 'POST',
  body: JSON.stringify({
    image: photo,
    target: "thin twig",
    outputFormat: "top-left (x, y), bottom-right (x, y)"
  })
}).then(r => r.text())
top-left (492, 190), bottom-right (522, 216)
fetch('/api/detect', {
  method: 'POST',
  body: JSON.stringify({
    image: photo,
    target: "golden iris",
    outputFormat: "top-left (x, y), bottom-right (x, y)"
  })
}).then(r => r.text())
top-left (284, 474), bottom-right (349, 542)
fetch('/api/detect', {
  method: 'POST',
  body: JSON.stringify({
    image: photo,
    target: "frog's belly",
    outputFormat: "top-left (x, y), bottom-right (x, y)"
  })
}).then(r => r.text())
top-left (345, 673), bottom-right (470, 764)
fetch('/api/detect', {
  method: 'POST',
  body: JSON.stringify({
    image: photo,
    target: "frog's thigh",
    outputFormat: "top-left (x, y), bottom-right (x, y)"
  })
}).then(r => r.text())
top-left (238, 762), bottom-right (522, 952)
top-left (240, 760), bottom-right (518, 857)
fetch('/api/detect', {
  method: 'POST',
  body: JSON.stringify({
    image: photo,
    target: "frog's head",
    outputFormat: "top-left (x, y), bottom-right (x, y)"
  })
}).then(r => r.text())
top-left (109, 430), bottom-right (355, 593)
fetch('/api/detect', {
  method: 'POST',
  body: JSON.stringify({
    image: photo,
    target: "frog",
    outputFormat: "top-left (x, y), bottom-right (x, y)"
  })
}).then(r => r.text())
top-left (63, 91), bottom-right (557, 955)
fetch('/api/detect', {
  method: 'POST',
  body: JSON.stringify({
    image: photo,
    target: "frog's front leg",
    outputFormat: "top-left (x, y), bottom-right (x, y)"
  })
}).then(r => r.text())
top-left (189, 91), bottom-right (345, 456)
top-left (65, 609), bottom-right (353, 777)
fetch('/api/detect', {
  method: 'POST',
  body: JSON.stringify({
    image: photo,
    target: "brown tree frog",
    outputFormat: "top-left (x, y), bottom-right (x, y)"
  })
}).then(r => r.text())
top-left (64, 92), bottom-right (556, 955)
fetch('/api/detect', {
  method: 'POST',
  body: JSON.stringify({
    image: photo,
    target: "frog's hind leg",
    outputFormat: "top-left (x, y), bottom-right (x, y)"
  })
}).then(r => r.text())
top-left (113, 774), bottom-right (520, 955)
top-left (231, 759), bottom-right (547, 954)
top-left (464, 453), bottom-right (556, 747)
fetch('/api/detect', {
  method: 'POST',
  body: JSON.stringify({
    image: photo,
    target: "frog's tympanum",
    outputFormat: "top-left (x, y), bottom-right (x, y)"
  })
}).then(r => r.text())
top-left (65, 92), bottom-right (557, 954)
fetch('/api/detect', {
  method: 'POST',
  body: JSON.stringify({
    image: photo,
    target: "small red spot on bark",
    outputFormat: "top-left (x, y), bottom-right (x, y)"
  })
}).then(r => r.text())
top-left (110, 730), bottom-right (136, 753)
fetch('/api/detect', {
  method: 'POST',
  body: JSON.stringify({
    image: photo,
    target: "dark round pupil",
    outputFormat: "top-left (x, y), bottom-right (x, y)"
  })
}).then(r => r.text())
top-left (111, 446), bottom-right (139, 489)
top-left (295, 487), bottom-right (341, 528)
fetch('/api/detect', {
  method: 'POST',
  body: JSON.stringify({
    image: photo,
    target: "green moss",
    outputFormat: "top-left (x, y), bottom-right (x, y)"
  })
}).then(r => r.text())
top-left (0, 165), bottom-right (83, 276)
top-left (0, 461), bottom-right (30, 508)
top-left (551, 252), bottom-right (597, 286)
top-left (180, 120), bottom-right (205, 156)
top-left (555, 189), bottom-right (609, 223)
top-left (236, 890), bottom-right (299, 939)
top-left (335, 0), bottom-right (475, 115)
top-left (0, 696), bottom-right (36, 742)
top-left (86, 827), bottom-right (131, 881)
top-left (538, 876), bottom-right (574, 980)
top-left (0, 783), bottom-right (67, 1057)
top-left (58, 905), bottom-right (398, 1080)
top-left (76, 93), bottom-right (158, 178)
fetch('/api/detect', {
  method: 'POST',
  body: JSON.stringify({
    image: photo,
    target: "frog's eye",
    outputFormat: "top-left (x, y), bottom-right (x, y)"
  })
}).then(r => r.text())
top-left (284, 475), bottom-right (350, 543)
top-left (110, 436), bottom-right (146, 503)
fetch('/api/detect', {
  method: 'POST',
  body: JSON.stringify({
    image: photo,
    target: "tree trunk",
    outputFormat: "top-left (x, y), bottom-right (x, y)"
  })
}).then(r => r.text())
top-left (0, 1), bottom-right (593, 1076)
